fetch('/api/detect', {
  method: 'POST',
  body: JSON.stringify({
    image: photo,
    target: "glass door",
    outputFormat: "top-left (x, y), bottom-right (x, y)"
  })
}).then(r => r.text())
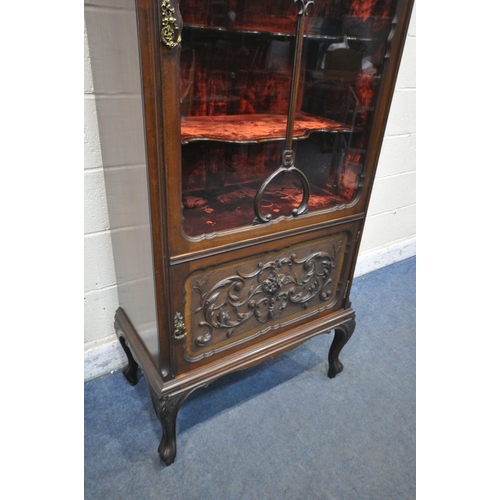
top-left (179, 0), bottom-right (397, 238)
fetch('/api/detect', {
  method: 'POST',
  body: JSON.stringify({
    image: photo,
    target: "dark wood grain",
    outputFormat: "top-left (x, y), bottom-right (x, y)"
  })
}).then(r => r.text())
top-left (110, 0), bottom-right (415, 465)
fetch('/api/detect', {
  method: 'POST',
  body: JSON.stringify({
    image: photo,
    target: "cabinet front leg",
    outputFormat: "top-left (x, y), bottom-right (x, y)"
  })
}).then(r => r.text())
top-left (328, 316), bottom-right (356, 378)
top-left (117, 332), bottom-right (139, 386)
top-left (148, 388), bottom-right (188, 466)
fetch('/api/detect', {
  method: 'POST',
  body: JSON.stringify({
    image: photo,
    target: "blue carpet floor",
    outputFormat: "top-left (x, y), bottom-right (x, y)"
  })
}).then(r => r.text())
top-left (85, 256), bottom-right (415, 499)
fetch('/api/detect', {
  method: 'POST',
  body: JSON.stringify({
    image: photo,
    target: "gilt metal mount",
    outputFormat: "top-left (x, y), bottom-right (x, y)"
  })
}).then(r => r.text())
top-left (173, 312), bottom-right (187, 340)
top-left (161, 0), bottom-right (181, 49)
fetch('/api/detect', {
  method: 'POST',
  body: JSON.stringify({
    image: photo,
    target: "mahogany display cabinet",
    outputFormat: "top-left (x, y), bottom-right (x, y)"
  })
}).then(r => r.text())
top-left (94, 0), bottom-right (414, 465)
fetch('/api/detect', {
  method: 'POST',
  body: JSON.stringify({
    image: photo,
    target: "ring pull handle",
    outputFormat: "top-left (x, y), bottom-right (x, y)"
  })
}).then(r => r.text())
top-left (253, 150), bottom-right (310, 224)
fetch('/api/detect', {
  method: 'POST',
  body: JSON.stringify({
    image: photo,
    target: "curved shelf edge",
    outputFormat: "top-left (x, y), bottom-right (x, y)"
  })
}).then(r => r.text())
top-left (181, 112), bottom-right (359, 145)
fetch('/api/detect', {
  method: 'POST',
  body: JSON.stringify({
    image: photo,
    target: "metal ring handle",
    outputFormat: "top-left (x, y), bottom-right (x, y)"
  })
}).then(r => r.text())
top-left (253, 162), bottom-right (310, 224)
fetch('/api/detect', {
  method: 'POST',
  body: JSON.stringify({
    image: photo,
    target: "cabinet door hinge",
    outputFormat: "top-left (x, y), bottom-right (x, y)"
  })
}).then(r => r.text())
top-left (356, 231), bottom-right (361, 243)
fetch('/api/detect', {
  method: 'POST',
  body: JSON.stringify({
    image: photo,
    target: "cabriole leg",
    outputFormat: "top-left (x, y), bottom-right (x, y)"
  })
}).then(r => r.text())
top-left (148, 388), bottom-right (188, 466)
top-left (328, 316), bottom-right (356, 378)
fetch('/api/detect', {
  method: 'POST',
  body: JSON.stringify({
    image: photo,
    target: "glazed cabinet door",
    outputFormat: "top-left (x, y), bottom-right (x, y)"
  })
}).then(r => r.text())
top-left (153, 0), bottom-right (405, 256)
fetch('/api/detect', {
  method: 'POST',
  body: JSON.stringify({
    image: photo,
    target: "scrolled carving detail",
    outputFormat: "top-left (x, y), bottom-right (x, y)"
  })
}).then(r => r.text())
top-left (192, 247), bottom-right (338, 347)
top-left (156, 393), bottom-right (184, 423)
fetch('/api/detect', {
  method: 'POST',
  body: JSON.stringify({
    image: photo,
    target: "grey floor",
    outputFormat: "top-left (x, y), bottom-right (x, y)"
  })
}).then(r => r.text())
top-left (85, 256), bottom-right (415, 500)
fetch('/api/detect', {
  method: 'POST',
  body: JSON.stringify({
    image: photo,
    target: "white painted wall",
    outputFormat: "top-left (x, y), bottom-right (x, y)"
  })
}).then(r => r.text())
top-left (84, 21), bottom-right (122, 378)
top-left (84, 4), bottom-right (416, 380)
top-left (355, 6), bottom-right (416, 275)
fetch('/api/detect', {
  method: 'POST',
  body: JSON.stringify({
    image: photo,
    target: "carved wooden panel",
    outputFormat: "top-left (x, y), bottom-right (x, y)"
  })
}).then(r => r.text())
top-left (183, 232), bottom-right (350, 361)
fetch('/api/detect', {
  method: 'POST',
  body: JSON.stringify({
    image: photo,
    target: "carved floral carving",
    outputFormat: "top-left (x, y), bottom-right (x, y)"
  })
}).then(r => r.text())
top-left (156, 393), bottom-right (184, 425)
top-left (191, 238), bottom-right (345, 349)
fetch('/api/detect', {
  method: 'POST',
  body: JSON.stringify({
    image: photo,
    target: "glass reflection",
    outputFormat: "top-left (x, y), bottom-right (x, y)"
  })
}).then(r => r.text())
top-left (179, 0), bottom-right (396, 237)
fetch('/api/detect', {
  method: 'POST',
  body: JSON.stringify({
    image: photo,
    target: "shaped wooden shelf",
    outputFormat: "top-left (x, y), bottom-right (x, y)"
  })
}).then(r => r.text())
top-left (181, 112), bottom-right (356, 144)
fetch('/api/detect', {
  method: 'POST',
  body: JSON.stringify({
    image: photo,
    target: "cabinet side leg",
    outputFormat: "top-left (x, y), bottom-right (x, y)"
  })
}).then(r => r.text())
top-left (115, 318), bottom-right (139, 386)
top-left (148, 388), bottom-right (189, 466)
top-left (327, 316), bottom-right (356, 378)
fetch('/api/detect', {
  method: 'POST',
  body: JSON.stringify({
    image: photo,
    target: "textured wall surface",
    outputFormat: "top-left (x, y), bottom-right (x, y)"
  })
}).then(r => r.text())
top-left (84, 20), bottom-right (120, 354)
top-left (358, 8), bottom-right (416, 262)
top-left (84, 3), bottom-right (416, 379)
